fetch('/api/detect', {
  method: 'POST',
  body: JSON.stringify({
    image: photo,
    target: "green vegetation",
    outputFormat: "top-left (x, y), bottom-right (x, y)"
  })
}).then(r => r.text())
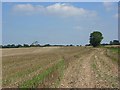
top-left (3, 65), bottom-right (41, 86)
top-left (89, 31), bottom-right (103, 47)
top-left (106, 47), bottom-right (120, 63)
top-left (3, 46), bottom-right (119, 88)
top-left (19, 59), bottom-right (65, 88)
top-left (107, 47), bottom-right (120, 53)
top-left (110, 40), bottom-right (120, 45)
top-left (53, 60), bottom-right (65, 88)
top-left (92, 63), bottom-right (96, 69)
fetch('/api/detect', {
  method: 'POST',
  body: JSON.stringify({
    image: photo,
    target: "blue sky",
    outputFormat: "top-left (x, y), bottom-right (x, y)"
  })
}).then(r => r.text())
top-left (2, 2), bottom-right (118, 45)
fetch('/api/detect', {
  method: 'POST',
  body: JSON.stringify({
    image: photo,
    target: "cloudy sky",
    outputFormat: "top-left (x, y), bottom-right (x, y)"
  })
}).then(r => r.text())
top-left (2, 2), bottom-right (118, 45)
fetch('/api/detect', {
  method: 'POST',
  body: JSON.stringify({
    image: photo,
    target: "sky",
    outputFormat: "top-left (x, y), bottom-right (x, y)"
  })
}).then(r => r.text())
top-left (2, 2), bottom-right (118, 45)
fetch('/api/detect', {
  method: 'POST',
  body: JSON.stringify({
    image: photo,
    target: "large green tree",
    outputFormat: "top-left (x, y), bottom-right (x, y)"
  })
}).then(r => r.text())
top-left (89, 31), bottom-right (103, 47)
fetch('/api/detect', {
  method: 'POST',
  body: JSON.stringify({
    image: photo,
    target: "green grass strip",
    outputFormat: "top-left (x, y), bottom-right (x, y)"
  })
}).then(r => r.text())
top-left (104, 47), bottom-right (119, 63)
top-left (107, 47), bottom-right (120, 54)
top-left (3, 65), bottom-right (41, 86)
top-left (19, 59), bottom-right (65, 88)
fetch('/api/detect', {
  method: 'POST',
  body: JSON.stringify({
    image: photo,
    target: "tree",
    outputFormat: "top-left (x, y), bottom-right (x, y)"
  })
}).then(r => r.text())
top-left (89, 31), bottom-right (103, 47)
top-left (31, 41), bottom-right (39, 47)
top-left (11, 44), bottom-right (16, 48)
top-left (110, 41), bottom-right (113, 45)
top-left (23, 44), bottom-right (29, 47)
top-left (113, 40), bottom-right (119, 45)
top-left (109, 40), bottom-right (119, 45)
top-left (70, 44), bottom-right (73, 46)
top-left (44, 44), bottom-right (51, 47)
top-left (16, 44), bottom-right (22, 48)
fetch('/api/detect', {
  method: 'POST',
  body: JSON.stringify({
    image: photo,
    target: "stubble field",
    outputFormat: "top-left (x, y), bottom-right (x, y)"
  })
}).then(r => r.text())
top-left (2, 46), bottom-right (119, 88)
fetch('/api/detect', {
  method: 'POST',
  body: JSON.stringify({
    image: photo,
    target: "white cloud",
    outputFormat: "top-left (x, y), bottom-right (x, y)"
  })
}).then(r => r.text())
top-left (13, 4), bottom-right (45, 15)
top-left (103, 2), bottom-right (116, 11)
top-left (12, 3), bottom-right (97, 17)
top-left (113, 13), bottom-right (120, 19)
top-left (13, 4), bottom-right (34, 11)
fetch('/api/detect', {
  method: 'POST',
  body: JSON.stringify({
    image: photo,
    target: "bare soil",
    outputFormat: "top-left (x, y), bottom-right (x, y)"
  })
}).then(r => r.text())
top-left (2, 47), bottom-right (119, 88)
top-left (59, 48), bottom-right (119, 88)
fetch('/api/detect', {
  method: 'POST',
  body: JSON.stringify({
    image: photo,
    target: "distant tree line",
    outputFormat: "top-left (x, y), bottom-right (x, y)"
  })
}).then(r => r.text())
top-left (85, 40), bottom-right (120, 46)
top-left (0, 43), bottom-right (82, 48)
top-left (102, 40), bottom-right (120, 46)
top-left (109, 40), bottom-right (120, 45)
top-left (1, 39), bottom-right (119, 48)
top-left (88, 31), bottom-right (120, 47)
top-left (1, 44), bottom-right (50, 48)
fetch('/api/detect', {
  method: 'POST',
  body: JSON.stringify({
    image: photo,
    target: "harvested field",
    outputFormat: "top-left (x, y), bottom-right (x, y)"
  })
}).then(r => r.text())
top-left (2, 46), bottom-right (119, 88)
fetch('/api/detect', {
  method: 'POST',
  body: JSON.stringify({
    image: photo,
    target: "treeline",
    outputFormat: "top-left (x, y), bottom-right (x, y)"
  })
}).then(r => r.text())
top-left (85, 40), bottom-right (120, 46)
top-left (1, 40), bottom-right (119, 48)
top-left (109, 40), bottom-right (120, 45)
top-left (0, 44), bottom-right (81, 48)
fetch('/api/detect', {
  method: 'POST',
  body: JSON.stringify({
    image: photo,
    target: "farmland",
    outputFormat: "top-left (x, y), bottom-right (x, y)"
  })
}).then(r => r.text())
top-left (2, 46), bottom-right (119, 88)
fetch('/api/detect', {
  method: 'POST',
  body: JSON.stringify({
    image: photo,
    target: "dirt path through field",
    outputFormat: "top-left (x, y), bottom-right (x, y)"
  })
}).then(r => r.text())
top-left (2, 47), bottom-right (119, 88)
top-left (92, 48), bottom-right (118, 88)
top-left (60, 48), bottom-right (96, 88)
top-left (59, 48), bottom-right (119, 88)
